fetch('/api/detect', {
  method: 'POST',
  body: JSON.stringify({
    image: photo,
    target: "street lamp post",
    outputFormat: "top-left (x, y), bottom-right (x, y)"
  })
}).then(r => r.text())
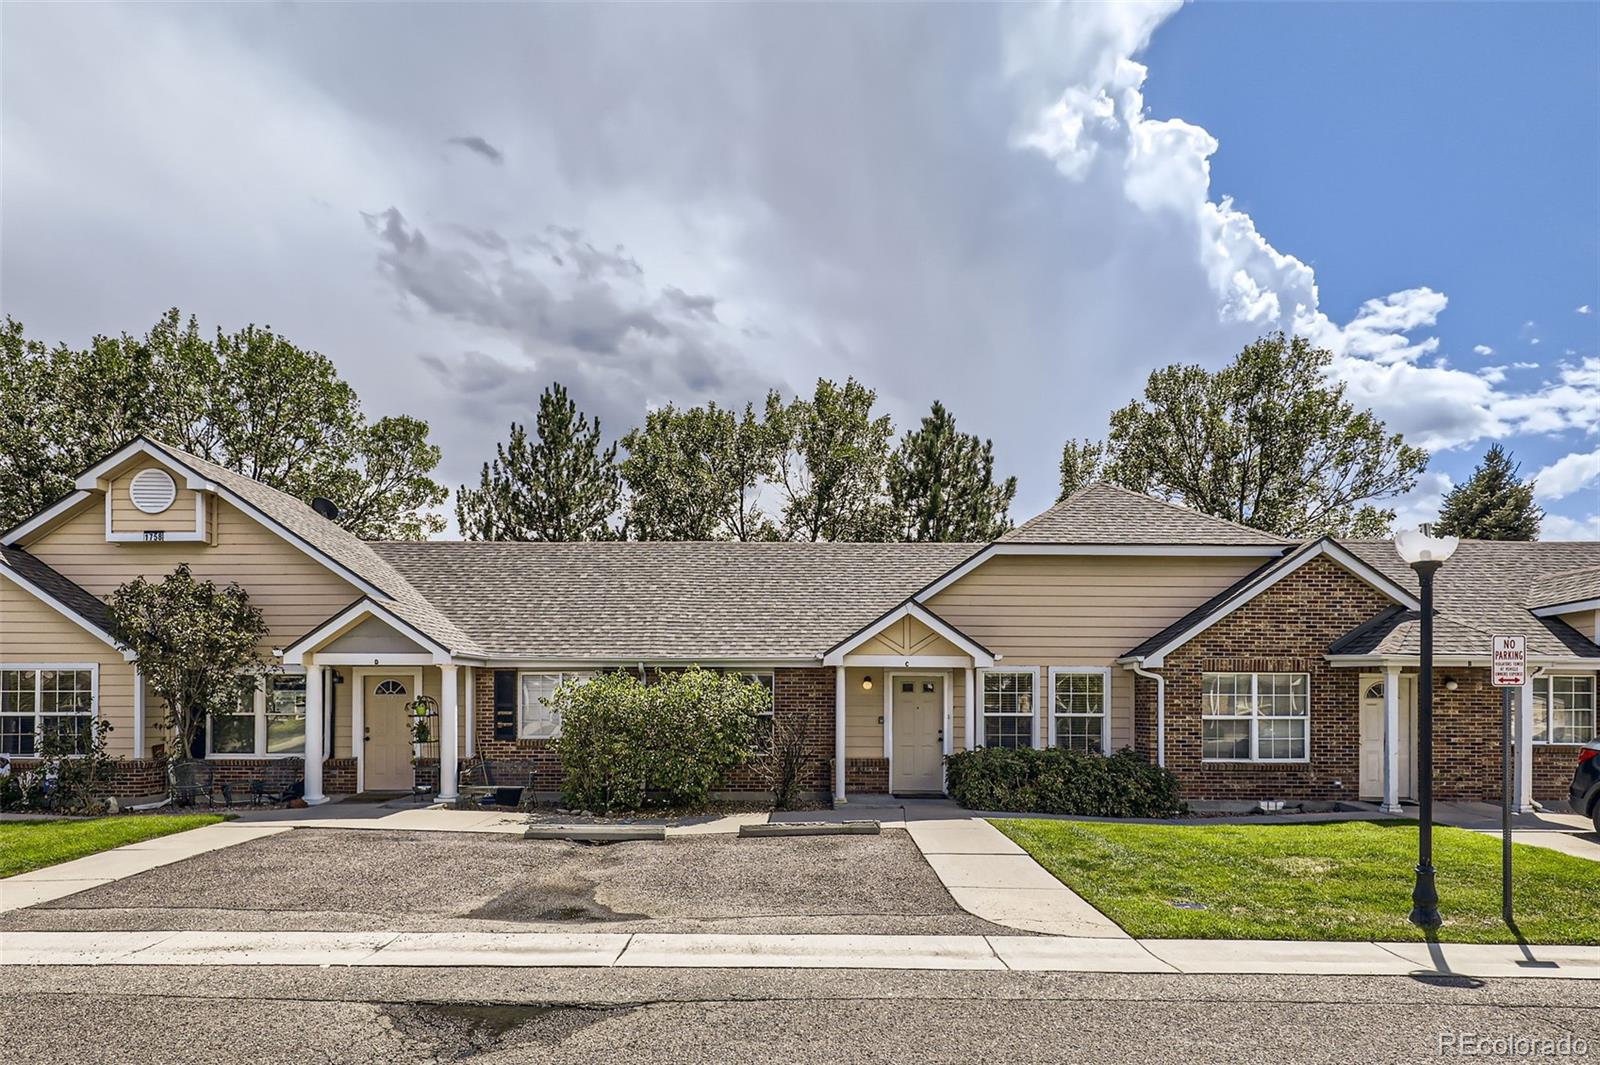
top-left (1394, 526), bottom-right (1459, 930)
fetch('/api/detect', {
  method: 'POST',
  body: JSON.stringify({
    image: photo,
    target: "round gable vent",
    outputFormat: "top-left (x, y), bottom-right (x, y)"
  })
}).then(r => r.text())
top-left (129, 469), bottom-right (177, 514)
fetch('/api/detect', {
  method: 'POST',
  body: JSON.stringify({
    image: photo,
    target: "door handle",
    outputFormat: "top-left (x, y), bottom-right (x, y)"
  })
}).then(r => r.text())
top-left (363, 728), bottom-right (371, 742)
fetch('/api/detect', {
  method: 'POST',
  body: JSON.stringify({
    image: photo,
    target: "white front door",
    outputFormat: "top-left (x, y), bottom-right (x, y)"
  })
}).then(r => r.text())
top-left (364, 675), bottom-right (414, 792)
top-left (1358, 675), bottom-right (1416, 801)
top-left (892, 675), bottom-right (944, 793)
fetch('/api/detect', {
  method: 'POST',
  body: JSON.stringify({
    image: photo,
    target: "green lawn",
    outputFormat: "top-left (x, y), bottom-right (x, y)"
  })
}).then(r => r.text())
top-left (0, 814), bottom-right (226, 878)
top-left (992, 818), bottom-right (1600, 945)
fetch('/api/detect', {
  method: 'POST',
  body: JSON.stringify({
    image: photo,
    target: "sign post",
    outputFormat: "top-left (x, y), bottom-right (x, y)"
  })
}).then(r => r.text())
top-left (1490, 634), bottom-right (1526, 930)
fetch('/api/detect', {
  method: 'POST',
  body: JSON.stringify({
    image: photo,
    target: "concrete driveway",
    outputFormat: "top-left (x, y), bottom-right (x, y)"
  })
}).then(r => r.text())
top-left (0, 827), bottom-right (1013, 937)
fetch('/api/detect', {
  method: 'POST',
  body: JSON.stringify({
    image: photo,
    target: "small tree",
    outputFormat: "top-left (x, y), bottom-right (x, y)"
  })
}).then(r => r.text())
top-left (108, 565), bottom-right (270, 763)
top-left (1435, 444), bottom-right (1542, 541)
top-left (887, 400), bottom-right (1016, 542)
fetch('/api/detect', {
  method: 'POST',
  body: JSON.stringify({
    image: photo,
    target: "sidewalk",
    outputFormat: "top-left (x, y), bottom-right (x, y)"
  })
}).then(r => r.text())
top-left (3, 928), bottom-right (1596, 979)
top-left (1435, 801), bottom-right (1600, 863)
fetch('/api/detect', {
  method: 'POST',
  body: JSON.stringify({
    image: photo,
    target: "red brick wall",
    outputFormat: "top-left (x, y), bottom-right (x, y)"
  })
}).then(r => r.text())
top-left (1133, 554), bottom-right (1591, 804)
top-left (846, 757), bottom-right (889, 793)
top-left (1145, 554), bottom-right (1393, 802)
top-left (8, 755), bottom-right (358, 799)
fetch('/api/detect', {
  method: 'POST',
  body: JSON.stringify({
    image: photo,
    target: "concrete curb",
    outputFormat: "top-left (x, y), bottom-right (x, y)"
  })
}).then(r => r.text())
top-left (4, 930), bottom-right (1596, 978)
top-left (738, 821), bottom-right (880, 838)
top-left (523, 825), bottom-right (666, 842)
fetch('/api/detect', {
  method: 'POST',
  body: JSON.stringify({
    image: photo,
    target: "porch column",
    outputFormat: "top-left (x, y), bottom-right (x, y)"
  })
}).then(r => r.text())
top-left (833, 665), bottom-right (847, 805)
top-left (1381, 664), bottom-right (1401, 813)
top-left (303, 656), bottom-right (327, 805)
top-left (438, 664), bottom-right (460, 804)
top-left (963, 668), bottom-right (976, 751)
top-left (1517, 675), bottom-right (1535, 812)
top-left (132, 667), bottom-right (145, 757)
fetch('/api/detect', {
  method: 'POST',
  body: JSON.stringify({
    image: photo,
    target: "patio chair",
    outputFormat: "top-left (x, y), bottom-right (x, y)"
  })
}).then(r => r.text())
top-left (168, 760), bottom-right (218, 807)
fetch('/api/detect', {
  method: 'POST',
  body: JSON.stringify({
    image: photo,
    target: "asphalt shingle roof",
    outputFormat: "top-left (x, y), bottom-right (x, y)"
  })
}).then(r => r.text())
top-left (370, 540), bottom-right (980, 660)
top-left (1528, 566), bottom-right (1600, 611)
top-left (145, 441), bottom-right (483, 657)
top-left (0, 544), bottom-right (115, 638)
top-left (1001, 484), bottom-right (1289, 546)
top-left (1333, 540), bottom-right (1600, 659)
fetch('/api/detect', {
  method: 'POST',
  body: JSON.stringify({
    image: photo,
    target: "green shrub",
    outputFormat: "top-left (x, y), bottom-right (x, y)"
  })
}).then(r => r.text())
top-left (945, 746), bottom-right (1181, 818)
top-left (551, 667), bottom-right (768, 812)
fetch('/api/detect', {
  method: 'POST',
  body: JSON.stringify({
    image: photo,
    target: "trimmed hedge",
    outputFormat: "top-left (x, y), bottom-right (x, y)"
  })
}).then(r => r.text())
top-left (945, 746), bottom-right (1182, 818)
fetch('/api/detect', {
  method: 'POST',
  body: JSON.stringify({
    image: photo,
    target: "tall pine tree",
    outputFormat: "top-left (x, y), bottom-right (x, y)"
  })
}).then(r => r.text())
top-left (1435, 444), bottom-right (1542, 541)
top-left (457, 383), bottom-right (622, 540)
top-left (888, 401), bottom-right (1016, 541)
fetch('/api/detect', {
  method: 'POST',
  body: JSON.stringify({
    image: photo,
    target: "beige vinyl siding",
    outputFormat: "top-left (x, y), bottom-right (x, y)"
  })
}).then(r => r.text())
top-left (0, 580), bottom-right (138, 758)
top-left (844, 665), bottom-right (966, 759)
top-left (853, 617), bottom-right (966, 659)
top-left (927, 553), bottom-right (1262, 750)
top-left (22, 494), bottom-right (363, 650)
top-left (1555, 609), bottom-right (1598, 643)
top-left (107, 463), bottom-right (204, 536)
top-left (331, 667), bottom-right (355, 759)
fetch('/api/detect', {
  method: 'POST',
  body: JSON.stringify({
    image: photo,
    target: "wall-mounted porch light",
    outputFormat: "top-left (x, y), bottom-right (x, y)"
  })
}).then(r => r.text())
top-left (862, 675), bottom-right (874, 691)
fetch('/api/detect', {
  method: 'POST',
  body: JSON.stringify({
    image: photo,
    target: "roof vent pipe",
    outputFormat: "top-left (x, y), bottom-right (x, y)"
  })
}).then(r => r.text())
top-left (311, 497), bottom-right (340, 521)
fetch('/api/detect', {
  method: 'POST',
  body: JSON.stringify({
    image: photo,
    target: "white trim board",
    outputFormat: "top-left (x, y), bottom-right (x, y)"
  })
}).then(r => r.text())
top-left (1531, 599), bottom-right (1600, 618)
top-left (283, 599), bottom-right (454, 665)
top-left (1128, 539), bottom-right (1420, 667)
top-left (912, 542), bottom-right (1286, 602)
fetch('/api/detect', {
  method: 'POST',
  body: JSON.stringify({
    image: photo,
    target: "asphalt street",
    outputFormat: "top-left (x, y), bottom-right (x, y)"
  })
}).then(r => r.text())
top-left (3, 965), bottom-right (1595, 1064)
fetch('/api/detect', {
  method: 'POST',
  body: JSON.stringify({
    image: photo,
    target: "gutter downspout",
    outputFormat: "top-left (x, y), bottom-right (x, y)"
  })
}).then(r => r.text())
top-left (1130, 662), bottom-right (1166, 768)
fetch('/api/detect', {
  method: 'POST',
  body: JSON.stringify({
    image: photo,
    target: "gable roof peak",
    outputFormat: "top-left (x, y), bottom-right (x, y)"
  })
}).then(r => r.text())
top-left (1002, 483), bottom-right (1290, 547)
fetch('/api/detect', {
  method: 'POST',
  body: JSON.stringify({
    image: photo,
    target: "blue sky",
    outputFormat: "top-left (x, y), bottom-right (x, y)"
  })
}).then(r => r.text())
top-left (3, 2), bottom-right (1597, 535)
top-left (1144, 1), bottom-right (1599, 517)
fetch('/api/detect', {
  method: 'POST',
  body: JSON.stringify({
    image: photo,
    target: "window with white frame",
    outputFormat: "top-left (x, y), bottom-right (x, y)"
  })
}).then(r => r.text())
top-left (1202, 672), bottom-right (1309, 762)
top-left (209, 674), bottom-right (307, 756)
top-left (0, 667), bottom-right (95, 756)
top-left (1052, 669), bottom-right (1108, 754)
top-left (982, 670), bottom-right (1035, 749)
top-left (1532, 675), bottom-right (1596, 744)
top-left (518, 672), bottom-right (592, 740)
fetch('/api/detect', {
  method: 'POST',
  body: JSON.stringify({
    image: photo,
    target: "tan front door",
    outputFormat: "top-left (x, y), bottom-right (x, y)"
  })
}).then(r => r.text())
top-left (364, 675), bottom-right (414, 792)
top-left (892, 675), bottom-right (944, 794)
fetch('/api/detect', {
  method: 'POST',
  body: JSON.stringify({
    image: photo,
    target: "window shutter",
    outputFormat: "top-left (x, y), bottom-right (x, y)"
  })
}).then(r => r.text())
top-left (493, 670), bottom-right (518, 741)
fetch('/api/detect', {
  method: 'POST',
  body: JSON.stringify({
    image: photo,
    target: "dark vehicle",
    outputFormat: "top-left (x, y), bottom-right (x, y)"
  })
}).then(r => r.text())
top-left (1570, 738), bottom-right (1600, 833)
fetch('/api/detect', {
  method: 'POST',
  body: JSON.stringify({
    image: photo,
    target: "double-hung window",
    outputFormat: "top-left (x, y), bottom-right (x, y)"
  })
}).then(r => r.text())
top-left (981, 670), bottom-right (1035, 749)
top-left (0, 666), bottom-right (96, 756)
top-left (209, 674), bottom-right (306, 756)
top-left (1202, 672), bottom-right (1309, 762)
top-left (518, 672), bottom-right (593, 740)
top-left (1050, 668), bottom-right (1109, 754)
top-left (1532, 675), bottom-right (1596, 744)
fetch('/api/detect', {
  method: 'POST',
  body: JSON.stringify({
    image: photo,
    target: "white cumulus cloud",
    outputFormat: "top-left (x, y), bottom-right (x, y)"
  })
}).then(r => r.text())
top-left (1534, 447), bottom-right (1600, 502)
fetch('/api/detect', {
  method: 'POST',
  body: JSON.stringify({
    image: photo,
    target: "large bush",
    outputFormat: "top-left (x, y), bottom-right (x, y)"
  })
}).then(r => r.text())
top-left (551, 668), bottom-right (768, 812)
top-left (945, 747), bottom-right (1181, 818)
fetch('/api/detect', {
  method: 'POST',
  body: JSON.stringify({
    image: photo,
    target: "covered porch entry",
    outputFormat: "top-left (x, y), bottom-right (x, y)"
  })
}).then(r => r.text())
top-left (282, 600), bottom-right (476, 805)
top-left (823, 601), bottom-right (996, 803)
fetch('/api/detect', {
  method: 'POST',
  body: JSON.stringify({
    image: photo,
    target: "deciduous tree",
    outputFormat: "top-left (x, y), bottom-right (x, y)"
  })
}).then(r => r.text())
top-left (1070, 333), bottom-right (1426, 537)
top-left (620, 401), bottom-right (781, 540)
top-left (770, 377), bottom-right (896, 542)
top-left (107, 565), bottom-right (271, 762)
top-left (0, 311), bottom-right (447, 538)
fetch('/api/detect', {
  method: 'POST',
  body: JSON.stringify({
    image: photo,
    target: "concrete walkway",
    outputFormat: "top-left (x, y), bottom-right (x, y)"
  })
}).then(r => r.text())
top-left (3, 929), bottom-right (1596, 979)
top-left (1435, 801), bottom-right (1600, 863)
top-left (0, 822), bottom-right (291, 911)
top-left (904, 816), bottom-right (1126, 937)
